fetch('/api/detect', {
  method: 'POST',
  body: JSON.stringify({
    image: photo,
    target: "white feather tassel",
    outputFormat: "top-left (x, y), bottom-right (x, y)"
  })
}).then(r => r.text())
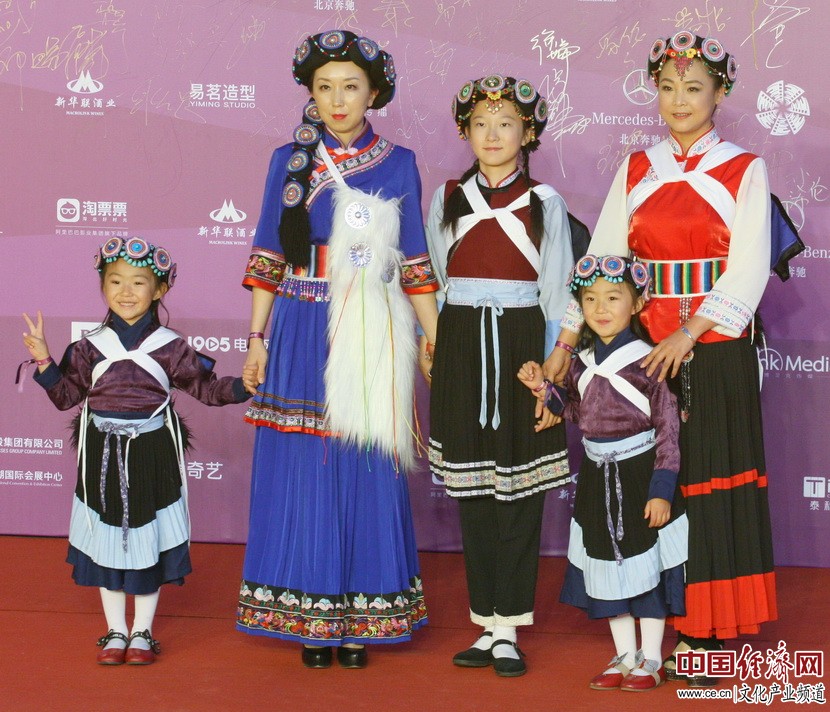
top-left (324, 183), bottom-right (418, 469)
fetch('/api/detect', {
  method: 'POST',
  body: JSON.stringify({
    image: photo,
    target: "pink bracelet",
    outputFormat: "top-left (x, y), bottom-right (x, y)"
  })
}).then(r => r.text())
top-left (35, 356), bottom-right (53, 366)
top-left (555, 340), bottom-right (575, 354)
top-left (248, 332), bottom-right (265, 340)
top-left (532, 379), bottom-right (552, 393)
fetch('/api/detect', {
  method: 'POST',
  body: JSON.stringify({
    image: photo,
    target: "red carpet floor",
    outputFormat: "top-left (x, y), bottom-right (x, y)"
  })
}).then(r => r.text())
top-left (1, 536), bottom-right (826, 711)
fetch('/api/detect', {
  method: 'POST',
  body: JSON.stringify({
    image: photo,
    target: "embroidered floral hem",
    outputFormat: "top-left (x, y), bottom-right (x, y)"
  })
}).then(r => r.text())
top-left (244, 399), bottom-right (328, 436)
top-left (236, 577), bottom-right (427, 644)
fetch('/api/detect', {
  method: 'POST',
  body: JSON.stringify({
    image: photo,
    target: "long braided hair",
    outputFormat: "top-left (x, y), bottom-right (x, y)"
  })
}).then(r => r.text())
top-left (443, 75), bottom-right (549, 249)
top-left (441, 74), bottom-right (548, 250)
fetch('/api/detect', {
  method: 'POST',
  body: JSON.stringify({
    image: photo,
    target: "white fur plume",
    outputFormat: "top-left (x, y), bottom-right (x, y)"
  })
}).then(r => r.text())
top-left (324, 183), bottom-right (418, 469)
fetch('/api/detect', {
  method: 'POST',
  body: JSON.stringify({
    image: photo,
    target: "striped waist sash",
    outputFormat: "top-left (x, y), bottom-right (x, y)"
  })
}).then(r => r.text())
top-left (643, 257), bottom-right (727, 298)
top-left (278, 245), bottom-right (329, 302)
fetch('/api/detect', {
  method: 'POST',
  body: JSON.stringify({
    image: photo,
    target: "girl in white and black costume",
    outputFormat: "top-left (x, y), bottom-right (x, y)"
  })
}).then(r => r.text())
top-left (22, 238), bottom-right (248, 665)
top-left (426, 75), bottom-right (573, 677)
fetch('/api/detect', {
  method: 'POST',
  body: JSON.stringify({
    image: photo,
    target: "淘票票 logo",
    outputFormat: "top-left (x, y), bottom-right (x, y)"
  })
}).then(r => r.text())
top-left (756, 81), bottom-right (810, 136)
top-left (66, 70), bottom-right (103, 94)
top-left (210, 200), bottom-right (247, 224)
top-left (57, 198), bottom-right (80, 223)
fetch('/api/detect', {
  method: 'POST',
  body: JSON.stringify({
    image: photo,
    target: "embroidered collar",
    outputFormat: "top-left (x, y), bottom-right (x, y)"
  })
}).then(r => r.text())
top-left (321, 121), bottom-right (374, 152)
top-left (476, 169), bottom-right (522, 190)
top-left (668, 126), bottom-right (720, 158)
top-left (593, 327), bottom-right (639, 365)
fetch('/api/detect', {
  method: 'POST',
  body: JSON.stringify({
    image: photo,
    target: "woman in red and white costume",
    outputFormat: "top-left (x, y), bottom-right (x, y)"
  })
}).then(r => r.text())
top-left (549, 32), bottom-right (777, 686)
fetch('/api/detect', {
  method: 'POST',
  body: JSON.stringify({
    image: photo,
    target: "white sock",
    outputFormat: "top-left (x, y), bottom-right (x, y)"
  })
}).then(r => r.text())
top-left (491, 625), bottom-right (519, 660)
top-left (471, 626), bottom-right (494, 650)
top-left (99, 588), bottom-right (128, 649)
top-left (129, 590), bottom-right (160, 650)
top-left (630, 617), bottom-right (666, 675)
top-left (607, 614), bottom-right (637, 672)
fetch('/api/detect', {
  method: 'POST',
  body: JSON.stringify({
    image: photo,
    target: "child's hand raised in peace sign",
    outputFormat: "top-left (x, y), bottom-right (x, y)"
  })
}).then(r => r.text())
top-left (22, 311), bottom-right (52, 369)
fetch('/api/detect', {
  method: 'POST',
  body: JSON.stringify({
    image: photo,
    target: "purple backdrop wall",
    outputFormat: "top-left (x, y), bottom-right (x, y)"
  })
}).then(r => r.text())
top-left (2, 0), bottom-right (826, 567)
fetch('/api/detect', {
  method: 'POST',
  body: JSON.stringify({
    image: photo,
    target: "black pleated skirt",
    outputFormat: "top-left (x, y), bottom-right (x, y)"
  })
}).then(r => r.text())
top-left (429, 302), bottom-right (570, 500)
top-left (670, 337), bottom-right (776, 639)
top-left (67, 416), bottom-right (192, 594)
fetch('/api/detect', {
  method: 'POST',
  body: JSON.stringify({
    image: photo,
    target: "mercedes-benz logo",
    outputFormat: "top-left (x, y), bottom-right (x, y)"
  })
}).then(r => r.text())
top-left (623, 69), bottom-right (657, 106)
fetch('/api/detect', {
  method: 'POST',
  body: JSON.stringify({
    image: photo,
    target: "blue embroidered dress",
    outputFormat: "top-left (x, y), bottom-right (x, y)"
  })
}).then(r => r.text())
top-left (236, 124), bottom-right (438, 645)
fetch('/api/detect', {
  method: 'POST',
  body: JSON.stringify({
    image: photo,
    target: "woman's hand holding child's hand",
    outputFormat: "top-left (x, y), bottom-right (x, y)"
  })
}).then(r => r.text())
top-left (517, 361), bottom-right (544, 395)
top-left (517, 361), bottom-right (562, 431)
top-left (644, 497), bottom-right (671, 528)
top-left (242, 339), bottom-right (268, 395)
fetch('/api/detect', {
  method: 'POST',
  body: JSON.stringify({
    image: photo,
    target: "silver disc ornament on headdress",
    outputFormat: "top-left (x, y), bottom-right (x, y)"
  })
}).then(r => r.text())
top-left (94, 236), bottom-right (177, 287)
top-left (648, 31), bottom-right (737, 94)
top-left (567, 254), bottom-right (650, 297)
top-left (452, 75), bottom-right (548, 151)
top-left (279, 31), bottom-right (397, 266)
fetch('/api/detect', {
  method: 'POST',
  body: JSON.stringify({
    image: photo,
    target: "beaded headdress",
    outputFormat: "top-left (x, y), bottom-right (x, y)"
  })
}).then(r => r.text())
top-left (648, 31), bottom-right (737, 95)
top-left (567, 254), bottom-right (650, 297)
top-left (280, 31), bottom-right (398, 267)
top-left (452, 75), bottom-right (548, 151)
top-left (292, 30), bottom-right (396, 109)
top-left (94, 236), bottom-right (176, 287)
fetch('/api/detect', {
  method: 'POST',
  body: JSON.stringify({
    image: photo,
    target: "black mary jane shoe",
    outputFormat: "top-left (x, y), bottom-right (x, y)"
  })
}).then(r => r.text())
top-left (491, 639), bottom-right (527, 678)
top-left (452, 632), bottom-right (494, 668)
top-left (337, 645), bottom-right (368, 669)
top-left (301, 645), bottom-right (333, 669)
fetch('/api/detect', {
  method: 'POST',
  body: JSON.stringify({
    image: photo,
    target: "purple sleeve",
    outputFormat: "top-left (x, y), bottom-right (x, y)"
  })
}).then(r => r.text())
top-left (647, 375), bottom-right (680, 500)
top-left (34, 341), bottom-right (94, 411)
top-left (561, 361), bottom-right (581, 425)
top-left (543, 383), bottom-right (567, 416)
top-left (167, 341), bottom-right (248, 406)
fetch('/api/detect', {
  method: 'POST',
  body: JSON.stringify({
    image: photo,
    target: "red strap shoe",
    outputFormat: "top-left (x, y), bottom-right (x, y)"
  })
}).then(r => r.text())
top-left (96, 630), bottom-right (129, 665)
top-left (589, 654), bottom-right (632, 690)
top-left (125, 629), bottom-right (161, 665)
top-left (620, 655), bottom-right (667, 692)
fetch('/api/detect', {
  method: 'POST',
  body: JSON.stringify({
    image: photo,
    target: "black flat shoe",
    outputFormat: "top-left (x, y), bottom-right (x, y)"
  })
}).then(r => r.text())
top-left (301, 645), bottom-right (333, 669)
top-left (337, 645), bottom-right (368, 669)
top-left (491, 639), bottom-right (526, 678)
top-left (452, 632), bottom-right (494, 667)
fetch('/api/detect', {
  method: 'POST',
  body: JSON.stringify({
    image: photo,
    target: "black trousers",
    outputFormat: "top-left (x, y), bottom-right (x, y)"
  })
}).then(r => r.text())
top-left (458, 491), bottom-right (547, 626)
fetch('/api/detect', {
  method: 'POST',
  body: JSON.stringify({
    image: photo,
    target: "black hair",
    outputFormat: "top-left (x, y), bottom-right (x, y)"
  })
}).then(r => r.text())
top-left (97, 260), bottom-right (171, 329)
top-left (441, 121), bottom-right (544, 249)
top-left (574, 278), bottom-right (651, 353)
top-left (279, 66), bottom-right (382, 267)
